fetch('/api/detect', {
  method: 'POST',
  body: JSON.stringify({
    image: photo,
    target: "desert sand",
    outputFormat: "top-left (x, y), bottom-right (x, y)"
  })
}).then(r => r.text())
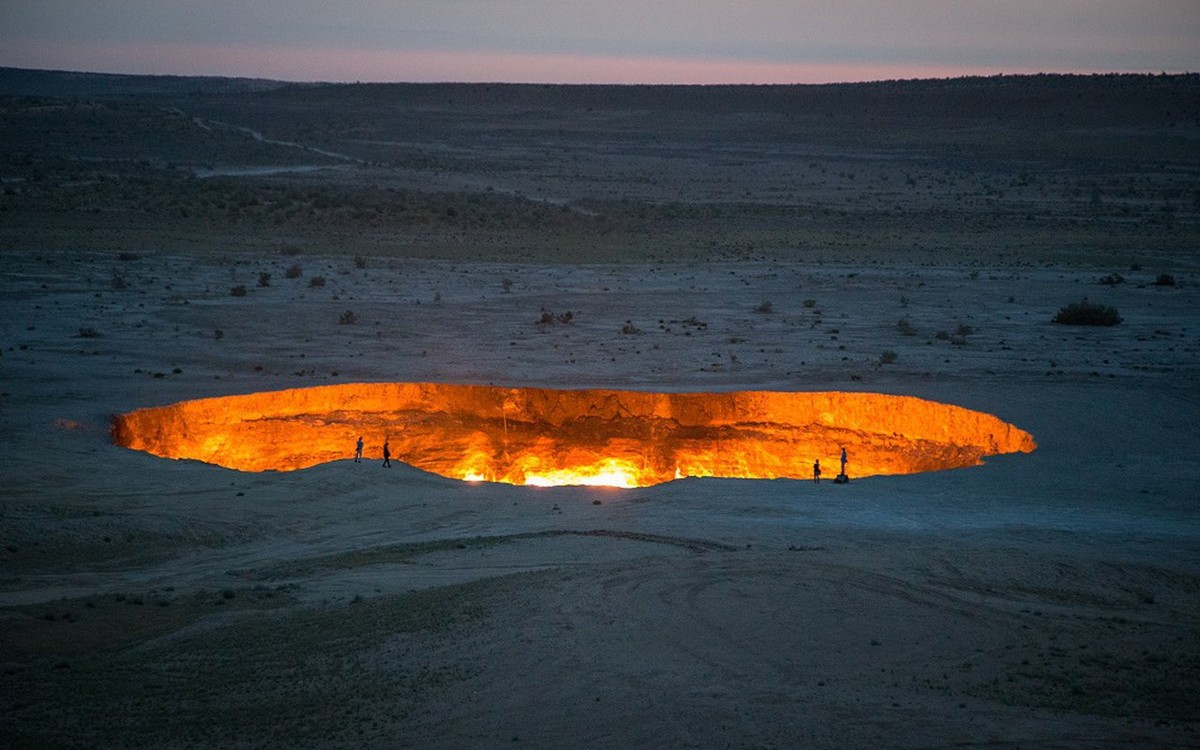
top-left (1, 70), bottom-right (1198, 748)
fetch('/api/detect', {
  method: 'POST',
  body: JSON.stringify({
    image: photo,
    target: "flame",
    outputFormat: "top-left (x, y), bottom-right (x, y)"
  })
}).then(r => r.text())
top-left (111, 383), bottom-right (1036, 487)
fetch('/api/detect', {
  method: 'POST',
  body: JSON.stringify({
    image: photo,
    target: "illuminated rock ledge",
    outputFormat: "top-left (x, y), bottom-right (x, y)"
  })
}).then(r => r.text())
top-left (111, 383), bottom-right (1036, 488)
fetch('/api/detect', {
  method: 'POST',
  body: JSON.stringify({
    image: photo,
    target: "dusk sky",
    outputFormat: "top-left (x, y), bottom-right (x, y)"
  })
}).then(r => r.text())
top-left (2, 1), bottom-right (1197, 84)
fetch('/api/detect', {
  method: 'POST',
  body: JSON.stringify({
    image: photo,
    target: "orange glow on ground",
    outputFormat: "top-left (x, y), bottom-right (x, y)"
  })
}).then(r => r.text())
top-left (111, 383), bottom-right (1036, 487)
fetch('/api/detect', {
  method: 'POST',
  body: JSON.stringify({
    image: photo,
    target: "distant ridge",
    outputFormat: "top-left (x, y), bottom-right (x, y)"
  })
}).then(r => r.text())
top-left (0, 66), bottom-right (300, 98)
top-left (3, 66), bottom-right (1197, 101)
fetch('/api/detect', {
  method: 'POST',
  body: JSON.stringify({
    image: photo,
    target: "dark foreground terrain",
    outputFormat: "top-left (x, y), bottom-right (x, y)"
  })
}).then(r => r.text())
top-left (1, 69), bottom-right (1198, 749)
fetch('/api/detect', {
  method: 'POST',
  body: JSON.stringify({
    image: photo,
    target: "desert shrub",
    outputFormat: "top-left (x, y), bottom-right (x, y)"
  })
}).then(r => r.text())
top-left (230, 285), bottom-right (247, 297)
top-left (880, 350), bottom-right (898, 364)
top-left (1097, 272), bottom-right (1124, 286)
top-left (536, 309), bottom-right (573, 325)
top-left (1154, 273), bottom-right (1176, 287)
top-left (257, 271), bottom-right (271, 287)
top-left (78, 327), bottom-right (101, 338)
top-left (354, 256), bottom-right (368, 269)
top-left (954, 323), bottom-right (974, 336)
top-left (1053, 300), bottom-right (1121, 326)
top-left (896, 317), bottom-right (915, 336)
top-left (284, 264), bottom-right (302, 279)
top-left (501, 278), bottom-right (513, 293)
top-left (309, 276), bottom-right (326, 288)
top-left (621, 320), bottom-right (641, 334)
top-left (755, 301), bottom-right (773, 314)
top-left (802, 298), bottom-right (816, 308)
top-left (934, 330), bottom-right (950, 341)
top-left (338, 310), bottom-right (357, 325)
top-left (110, 273), bottom-right (128, 290)
top-left (214, 329), bottom-right (224, 340)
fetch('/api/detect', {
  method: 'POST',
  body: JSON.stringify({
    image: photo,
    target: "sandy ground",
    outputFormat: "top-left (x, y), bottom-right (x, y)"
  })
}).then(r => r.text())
top-left (1, 247), bottom-right (1198, 748)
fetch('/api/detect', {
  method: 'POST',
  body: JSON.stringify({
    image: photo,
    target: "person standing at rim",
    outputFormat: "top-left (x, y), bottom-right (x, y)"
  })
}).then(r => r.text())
top-left (354, 436), bottom-right (364, 463)
top-left (812, 458), bottom-right (821, 484)
top-left (840, 446), bottom-right (848, 478)
top-left (382, 438), bottom-right (392, 468)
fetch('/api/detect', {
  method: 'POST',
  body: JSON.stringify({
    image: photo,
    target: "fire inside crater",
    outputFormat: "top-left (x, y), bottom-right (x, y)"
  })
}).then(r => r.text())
top-left (111, 383), bottom-right (1036, 488)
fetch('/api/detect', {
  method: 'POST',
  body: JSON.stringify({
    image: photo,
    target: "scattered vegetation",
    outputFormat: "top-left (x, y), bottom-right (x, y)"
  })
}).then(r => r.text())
top-left (110, 273), bottom-right (128, 290)
top-left (284, 264), bottom-right (303, 279)
top-left (309, 276), bottom-right (326, 288)
top-left (230, 285), bottom-right (247, 297)
top-left (621, 320), bottom-right (641, 334)
top-left (880, 350), bottom-right (898, 364)
top-left (353, 256), bottom-right (368, 269)
top-left (1154, 273), bottom-right (1176, 287)
top-left (755, 301), bottom-right (773, 314)
top-left (896, 317), bottom-right (916, 336)
top-left (1053, 300), bottom-right (1122, 326)
top-left (78, 327), bottom-right (101, 338)
top-left (802, 299), bottom-right (816, 308)
top-left (536, 309), bottom-right (573, 325)
top-left (257, 271), bottom-right (271, 287)
top-left (935, 326), bottom-right (971, 345)
top-left (1097, 272), bottom-right (1125, 286)
top-left (338, 310), bottom-right (358, 325)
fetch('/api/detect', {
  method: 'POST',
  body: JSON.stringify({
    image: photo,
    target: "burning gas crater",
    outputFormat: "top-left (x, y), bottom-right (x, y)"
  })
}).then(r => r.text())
top-left (112, 383), bottom-right (1035, 488)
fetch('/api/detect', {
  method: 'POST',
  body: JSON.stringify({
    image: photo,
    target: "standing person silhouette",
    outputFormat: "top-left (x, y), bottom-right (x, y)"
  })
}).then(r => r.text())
top-left (355, 436), bottom-right (364, 463)
top-left (382, 438), bottom-right (391, 468)
top-left (840, 446), bottom-right (848, 477)
top-left (812, 458), bottom-right (821, 484)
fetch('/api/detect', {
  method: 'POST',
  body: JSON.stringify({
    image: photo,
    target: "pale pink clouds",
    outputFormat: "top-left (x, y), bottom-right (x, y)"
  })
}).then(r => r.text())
top-left (3, 1), bottom-right (1196, 84)
top-left (0, 38), bottom-right (1104, 85)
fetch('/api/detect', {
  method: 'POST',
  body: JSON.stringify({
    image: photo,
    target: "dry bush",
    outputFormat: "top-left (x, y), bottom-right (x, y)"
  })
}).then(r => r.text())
top-left (1053, 300), bottom-right (1121, 326)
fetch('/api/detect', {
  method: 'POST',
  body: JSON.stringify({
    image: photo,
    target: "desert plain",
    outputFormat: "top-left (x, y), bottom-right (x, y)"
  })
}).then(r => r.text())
top-left (1, 69), bottom-right (1199, 748)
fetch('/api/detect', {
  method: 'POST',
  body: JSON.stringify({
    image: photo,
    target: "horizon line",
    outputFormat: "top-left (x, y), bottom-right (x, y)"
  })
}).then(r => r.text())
top-left (4, 63), bottom-right (1198, 89)
top-left (2, 38), bottom-right (1196, 87)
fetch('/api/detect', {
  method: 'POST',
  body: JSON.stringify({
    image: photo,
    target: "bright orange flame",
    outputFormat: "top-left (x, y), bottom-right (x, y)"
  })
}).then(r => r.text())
top-left (111, 383), bottom-right (1036, 487)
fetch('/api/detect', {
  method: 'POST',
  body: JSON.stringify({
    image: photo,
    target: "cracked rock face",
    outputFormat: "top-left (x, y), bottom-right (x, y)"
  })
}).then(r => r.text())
top-left (112, 383), bottom-right (1036, 486)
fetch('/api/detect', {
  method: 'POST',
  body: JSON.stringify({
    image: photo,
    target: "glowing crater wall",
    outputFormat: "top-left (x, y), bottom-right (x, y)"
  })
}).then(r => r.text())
top-left (111, 383), bottom-right (1036, 487)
